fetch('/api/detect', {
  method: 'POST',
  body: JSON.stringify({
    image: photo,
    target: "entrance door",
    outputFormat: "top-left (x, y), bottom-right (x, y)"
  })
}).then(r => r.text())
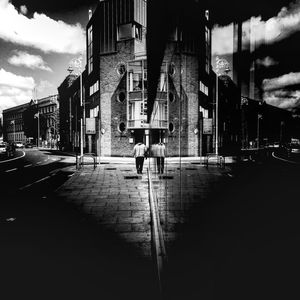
top-left (134, 129), bottom-right (145, 144)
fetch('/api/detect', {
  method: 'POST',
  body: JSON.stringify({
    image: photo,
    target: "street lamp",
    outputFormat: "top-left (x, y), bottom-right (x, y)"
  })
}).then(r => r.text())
top-left (10, 120), bottom-right (15, 143)
top-left (70, 55), bottom-right (84, 158)
top-left (215, 73), bottom-right (219, 156)
top-left (34, 112), bottom-right (40, 148)
top-left (257, 113), bottom-right (262, 149)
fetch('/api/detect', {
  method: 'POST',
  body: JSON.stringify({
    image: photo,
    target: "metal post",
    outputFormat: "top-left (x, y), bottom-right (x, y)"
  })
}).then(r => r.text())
top-left (80, 72), bottom-right (84, 158)
top-left (257, 114), bottom-right (261, 149)
top-left (13, 121), bottom-right (15, 143)
top-left (215, 73), bottom-right (219, 156)
top-left (37, 113), bottom-right (40, 148)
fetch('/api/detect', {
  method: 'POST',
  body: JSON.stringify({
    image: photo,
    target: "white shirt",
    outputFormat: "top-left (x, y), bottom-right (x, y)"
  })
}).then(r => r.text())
top-left (133, 143), bottom-right (147, 158)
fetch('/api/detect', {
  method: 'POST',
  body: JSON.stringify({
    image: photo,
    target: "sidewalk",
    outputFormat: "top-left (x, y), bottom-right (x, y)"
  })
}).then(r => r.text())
top-left (55, 157), bottom-right (232, 262)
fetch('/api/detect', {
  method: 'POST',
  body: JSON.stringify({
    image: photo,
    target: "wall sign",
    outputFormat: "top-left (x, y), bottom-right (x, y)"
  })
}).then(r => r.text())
top-left (86, 118), bottom-right (96, 134)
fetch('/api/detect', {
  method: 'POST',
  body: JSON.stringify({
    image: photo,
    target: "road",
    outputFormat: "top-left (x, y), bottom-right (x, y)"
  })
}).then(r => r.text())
top-left (162, 153), bottom-right (300, 300)
top-left (0, 149), bottom-right (158, 300)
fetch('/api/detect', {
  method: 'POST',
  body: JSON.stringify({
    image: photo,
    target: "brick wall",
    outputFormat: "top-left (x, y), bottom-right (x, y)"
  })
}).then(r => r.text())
top-left (99, 39), bottom-right (135, 156)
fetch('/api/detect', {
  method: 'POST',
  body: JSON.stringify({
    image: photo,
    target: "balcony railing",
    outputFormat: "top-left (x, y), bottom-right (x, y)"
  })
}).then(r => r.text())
top-left (128, 119), bottom-right (168, 129)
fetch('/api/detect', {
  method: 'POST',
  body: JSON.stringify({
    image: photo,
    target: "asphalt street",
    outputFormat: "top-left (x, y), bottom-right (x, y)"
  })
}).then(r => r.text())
top-left (0, 149), bottom-right (159, 300)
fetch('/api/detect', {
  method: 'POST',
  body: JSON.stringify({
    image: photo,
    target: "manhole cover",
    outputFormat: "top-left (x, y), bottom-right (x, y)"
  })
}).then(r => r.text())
top-left (159, 175), bottom-right (174, 179)
top-left (124, 176), bottom-right (139, 179)
top-left (105, 168), bottom-right (117, 170)
top-left (185, 168), bottom-right (197, 170)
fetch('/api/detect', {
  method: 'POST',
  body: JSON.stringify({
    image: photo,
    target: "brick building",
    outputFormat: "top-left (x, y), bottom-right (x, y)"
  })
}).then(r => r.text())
top-left (3, 103), bottom-right (29, 143)
top-left (59, 0), bottom-right (212, 157)
top-left (2, 95), bottom-right (59, 146)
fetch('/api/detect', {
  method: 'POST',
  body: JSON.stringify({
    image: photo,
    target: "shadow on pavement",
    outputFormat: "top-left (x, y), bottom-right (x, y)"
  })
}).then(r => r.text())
top-left (163, 161), bottom-right (300, 300)
top-left (1, 190), bottom-right (159, 300)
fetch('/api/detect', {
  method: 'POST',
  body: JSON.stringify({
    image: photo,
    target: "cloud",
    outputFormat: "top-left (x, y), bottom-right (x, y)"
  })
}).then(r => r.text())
top-left (256, 56), bottom-right (278, 67)
top-left (0, 86), bottom-right (32, 112)
top-left (212, 23), bottom-right (233, 55)
top-left (263, 72), bottom-right (300, 91)
top-left (8, 50), bottom-right (52, 72)
top-left (212, 1), bottom-right (300, 55)
top-left (36, 80), bottom-right (53, 93)
top-left (0, 68), bottom-right (35, 112)
top-left (20, 4), bottom-right (27, 15)
top-left (0, 68), bottom-right (35, 89)
top-left (0, 0), bottom-right (85, 54)
top-left (263, 89), bottom-right (300, 111)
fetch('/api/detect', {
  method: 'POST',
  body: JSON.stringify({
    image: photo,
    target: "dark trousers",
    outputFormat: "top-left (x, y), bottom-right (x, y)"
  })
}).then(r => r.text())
top-left (157, 157), bottom-right (165, 174)
top-left (135, 156), bottom-right (145, 174)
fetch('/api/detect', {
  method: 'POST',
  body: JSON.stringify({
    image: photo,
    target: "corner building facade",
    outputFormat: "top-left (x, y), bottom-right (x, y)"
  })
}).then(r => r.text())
top-left (86, 0), bottom-right (212, 157)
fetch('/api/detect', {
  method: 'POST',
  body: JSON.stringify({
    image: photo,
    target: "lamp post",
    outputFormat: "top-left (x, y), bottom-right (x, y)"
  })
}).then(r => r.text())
top-left (70, 55), bottom-right (84, 158)
top-left (215, 73), bottom-right (219, 156)
top-left (11, 120), bottom-right (15, 143)
top-left (257, 113), bottom-right (262, 149)
top-left (34, 112), bottom-right (40, 148)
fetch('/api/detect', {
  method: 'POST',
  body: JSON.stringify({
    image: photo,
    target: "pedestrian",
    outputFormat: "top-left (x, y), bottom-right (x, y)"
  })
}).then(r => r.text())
top-left (133, 141), bottom-right (148, 174)
top-left (157, 142), bottom-right (166, 174)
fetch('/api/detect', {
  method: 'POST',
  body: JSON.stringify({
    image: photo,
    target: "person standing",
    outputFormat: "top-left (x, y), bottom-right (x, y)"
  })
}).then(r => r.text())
top-left (157, 142), bottom-right (166, 174)
top-left (133, 141), bottom-right (147, 174)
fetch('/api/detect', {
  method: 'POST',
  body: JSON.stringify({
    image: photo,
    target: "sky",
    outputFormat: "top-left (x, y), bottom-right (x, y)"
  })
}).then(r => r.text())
top-left (0, 0), bottom-right (300, 114)
top-left (212, 0), bottom-right (300, 113)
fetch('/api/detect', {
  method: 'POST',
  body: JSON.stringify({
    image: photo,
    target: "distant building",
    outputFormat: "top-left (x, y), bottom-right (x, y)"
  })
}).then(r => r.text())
top-left (36, 95), bottom-right (59, 148)
top-left (57, 73), bottom-right (86, 152)
top-left (3, 103), bottom-right (29, 143)
top-left (241, 97), bottom-right (293, 148)
top-left (2, 95), bottom-right (59, 146)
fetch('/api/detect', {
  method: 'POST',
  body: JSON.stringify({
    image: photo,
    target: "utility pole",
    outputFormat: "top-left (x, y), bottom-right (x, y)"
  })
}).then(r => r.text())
top-left (11, 120), bottom-right (15, 143)
top-left (215, 73), bottom-right (219, 156)
top-left (257, 113), bottom-right (262, 149)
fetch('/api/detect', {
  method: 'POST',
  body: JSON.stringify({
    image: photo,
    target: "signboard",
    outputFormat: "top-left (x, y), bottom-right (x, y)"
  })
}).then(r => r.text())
top-left (203, 118), bottom-right (213, 134)
top-left (86, 118), bottom-right (96, 134)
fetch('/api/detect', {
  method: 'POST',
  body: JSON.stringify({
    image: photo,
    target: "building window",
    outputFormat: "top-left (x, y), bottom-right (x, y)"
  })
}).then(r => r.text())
top-left (90, 106), bottom-right (99, 118)
top-left (159, 73), bottom-right (167, 92)
top-left (168, 63), bottom-right (175, 76)
top-left (118, 23), bottom-right (133, 41)
top-left (169, 92), bottom-right (175, 103)
top-left (88, 25), bottom-right (93, 74)
top-left (118, 122), bottom-right (126, 133)
top-left (118, 91), bottom-right (126, 103)
top-left (90, 80), bottom-right (99, 96)
top-left (169, 122), bottom-right (175, 133)
top-left (199, 106), bottom-right (209, 118)
top-left (199, 81), bottom-right (208, 96)
top-left (117, 63), bottom-right (126, 76)
top-left (134, 24), bottom-right (142, 41)
top-left (205, 26), bottom-right (210, 74)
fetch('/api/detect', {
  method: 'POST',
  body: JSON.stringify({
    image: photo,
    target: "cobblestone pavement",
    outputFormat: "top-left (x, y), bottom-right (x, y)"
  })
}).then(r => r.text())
top-left (56, 158), bottom-right (231, 261)
top-left (56, 164), bottom-right (153, 258)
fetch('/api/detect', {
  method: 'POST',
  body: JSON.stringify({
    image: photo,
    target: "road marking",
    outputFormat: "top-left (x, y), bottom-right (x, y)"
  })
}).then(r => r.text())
top-left (272, 152), bottom-right (300, 165)
top-left (24, 164), bottom-right (32, 168)
top-left (0, 151), bottom-right (25, 164)
top-left (5, 168), bottom-right (17, 173)
top-left (19, 175), bottom-right (51, 190)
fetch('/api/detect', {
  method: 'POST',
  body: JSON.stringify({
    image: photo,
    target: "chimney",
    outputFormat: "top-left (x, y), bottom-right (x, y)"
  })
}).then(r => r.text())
top-left (88, 9), bottom-right (92, 20)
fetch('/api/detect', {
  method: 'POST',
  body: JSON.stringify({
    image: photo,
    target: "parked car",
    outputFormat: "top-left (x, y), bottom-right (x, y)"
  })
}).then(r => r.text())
top-left (5, 143), bottom-right (15, 158)
top-left (14, 141), bottom-right (24, 148)
top-left (290, 143), bottom-right (300, 154)
top-left (0, 142), bottom-right (7, 156)
top-left (25, 142), bottom-right (35, 148)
